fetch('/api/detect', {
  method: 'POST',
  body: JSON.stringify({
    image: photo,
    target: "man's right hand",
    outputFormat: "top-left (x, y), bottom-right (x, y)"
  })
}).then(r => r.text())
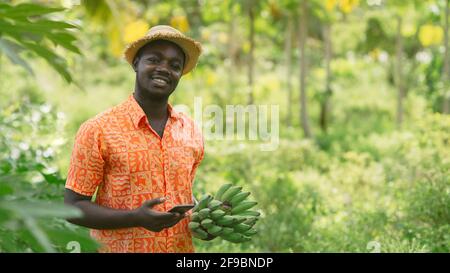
top-left (133, 197), bottom-right (186, 232)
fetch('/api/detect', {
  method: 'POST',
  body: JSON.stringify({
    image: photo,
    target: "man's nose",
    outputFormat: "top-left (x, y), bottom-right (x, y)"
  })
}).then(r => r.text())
top-left (155, 61), bottom-right (170, 74)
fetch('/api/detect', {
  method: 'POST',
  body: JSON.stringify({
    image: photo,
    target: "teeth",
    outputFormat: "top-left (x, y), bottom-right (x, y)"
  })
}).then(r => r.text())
top-left (153, 78), bottom-right (167, 85)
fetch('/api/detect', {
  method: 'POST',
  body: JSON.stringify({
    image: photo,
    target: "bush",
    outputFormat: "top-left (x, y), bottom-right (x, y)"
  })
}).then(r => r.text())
top-left (0, 97), bottom-right (98, 252)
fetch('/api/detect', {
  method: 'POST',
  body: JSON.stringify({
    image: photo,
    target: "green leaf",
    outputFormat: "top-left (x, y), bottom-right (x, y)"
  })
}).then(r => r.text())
top-left (0, 228), bottom-right (20, 252)
top-left (0, 183), bottom-right (14, 196)
top-left (22, 216), bottom-right (55, 252)
top-left (1, 200), bottom-right (83, 219)
top-left (31, 19), bottom-right (79, 30)
top-left (0, 158), bottom-right (14, 174)
top-left (40, 171), bottom-right (65, 185)
top-left (46, 32), bottom-right (81, 54)
top-left (0, 20), bottom-right (72, 35)
top-left (0, 3), bottom-right (79, 83)
top-left (0, 3), bottom-right (65, 19)
top-left (0, 38), bottom-right (34, 75)
top-left (44, 227), bottom-right (99, 253)
top-left (33, 163), bottom-right (46, 172)
top-left (0, 208), bottom-right (13, 224)
top-left (21, 41), bottom-right (73, 82)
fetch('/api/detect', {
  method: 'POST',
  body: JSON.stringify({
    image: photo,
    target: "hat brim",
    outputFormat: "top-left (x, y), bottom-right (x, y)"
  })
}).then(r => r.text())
top-left (123, 32), bottom-right (202, 75)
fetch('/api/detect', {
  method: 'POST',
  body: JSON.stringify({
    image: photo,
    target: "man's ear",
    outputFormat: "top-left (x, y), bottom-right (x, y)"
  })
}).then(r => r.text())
top-left (132, 57), bottom-right (139, 72)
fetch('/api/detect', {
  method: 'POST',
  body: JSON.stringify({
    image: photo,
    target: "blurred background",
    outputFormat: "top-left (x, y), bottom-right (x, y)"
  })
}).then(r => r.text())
top-left (0, 0), bottom-right (449, 253)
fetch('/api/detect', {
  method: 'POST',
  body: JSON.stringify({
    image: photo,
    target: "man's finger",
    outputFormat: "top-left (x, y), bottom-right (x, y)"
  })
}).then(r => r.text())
top-left (143, 197), bottom-right (165, 208)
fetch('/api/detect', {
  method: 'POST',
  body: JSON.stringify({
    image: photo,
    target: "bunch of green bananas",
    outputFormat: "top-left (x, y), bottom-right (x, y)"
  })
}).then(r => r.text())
top-left (189, 183), bottom-right (260, 243)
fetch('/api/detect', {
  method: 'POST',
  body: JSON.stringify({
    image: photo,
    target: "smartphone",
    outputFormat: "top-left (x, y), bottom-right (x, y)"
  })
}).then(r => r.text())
top-left (168, 204), bottom-right (195, 214)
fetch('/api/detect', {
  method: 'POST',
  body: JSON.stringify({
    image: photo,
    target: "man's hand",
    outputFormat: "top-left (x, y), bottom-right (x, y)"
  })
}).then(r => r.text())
top-left (134, 197), bottom-right (186, 232)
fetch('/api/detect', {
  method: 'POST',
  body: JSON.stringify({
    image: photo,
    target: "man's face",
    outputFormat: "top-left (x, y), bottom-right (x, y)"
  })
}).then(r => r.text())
top-left (133, 40), bottom-right (185, 99)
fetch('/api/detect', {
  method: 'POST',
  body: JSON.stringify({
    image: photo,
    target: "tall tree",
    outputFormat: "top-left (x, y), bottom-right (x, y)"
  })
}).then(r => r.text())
top-left (285, 13), bottom-right (294, 126)
top-left (248, 0), bottom-right (255, 104)
top-left (320, 23), bottom-right (332, 132)
top-left (318, 0), bottom-right (360, 132)
top-left (240, 0), bottom-right (264, 105)
top-left (299, 0), bottom-right (313, 138)
top-left (394, 15), bottom-right (405, 128)
top-left (227, 1), bottom-right (238, 101)
top-left (443, 0), bottom-right (450, 114)
top-left (277, 0), bottom-right (298, 127)
top-left (386, 0), bottom-right (423, 127)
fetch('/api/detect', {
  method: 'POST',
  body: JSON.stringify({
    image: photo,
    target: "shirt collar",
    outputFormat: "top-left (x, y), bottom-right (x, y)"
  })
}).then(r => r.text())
top-left (127, 93), bottom-right (181, 128)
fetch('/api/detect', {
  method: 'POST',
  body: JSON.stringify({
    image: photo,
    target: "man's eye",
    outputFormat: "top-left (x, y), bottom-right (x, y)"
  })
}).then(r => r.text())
top-left (172, 63), bottom-right (181, 70)
top-left (147, 57), bottom-right (159, 63)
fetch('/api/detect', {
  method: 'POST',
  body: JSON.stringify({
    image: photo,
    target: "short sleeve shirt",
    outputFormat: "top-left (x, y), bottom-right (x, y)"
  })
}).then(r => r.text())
top-left (65, 94), bottom-right (204, 253)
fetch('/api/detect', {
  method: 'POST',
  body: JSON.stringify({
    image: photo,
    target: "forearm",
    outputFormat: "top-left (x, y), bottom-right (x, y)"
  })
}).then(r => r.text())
top-left (66, 200), bottom-right (138, 230)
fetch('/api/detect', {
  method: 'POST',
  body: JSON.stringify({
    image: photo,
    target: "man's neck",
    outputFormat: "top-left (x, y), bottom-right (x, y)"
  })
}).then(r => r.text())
top-left (133, 90), bottom-right (169, 121)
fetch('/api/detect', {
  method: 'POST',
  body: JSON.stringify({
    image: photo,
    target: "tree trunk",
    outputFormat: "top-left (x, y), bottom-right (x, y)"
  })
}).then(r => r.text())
top-left (285, 14), bottom-right (293, 126)
top-left (299, 0), bottom-right (312, 138)
top-left (191, 0), bottom-right (203, 38)
top-left (395, 16), bottom-right (405, 129)
top-left (443, 0), bottom-right (450, 114)
top-left (248, 3), bottom-right (255, 105)
top-left (320, 23), bottom-right (332, 133)
top-left (228, 6), bottom-right (237, 102)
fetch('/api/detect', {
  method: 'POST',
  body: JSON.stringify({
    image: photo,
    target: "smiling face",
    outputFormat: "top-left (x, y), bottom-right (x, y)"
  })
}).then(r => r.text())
top-left (133, 40), bottom-right (185, 100)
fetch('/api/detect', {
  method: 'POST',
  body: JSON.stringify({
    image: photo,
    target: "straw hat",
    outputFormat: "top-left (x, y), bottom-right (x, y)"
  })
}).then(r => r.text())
top-left (123, 25), bottom-right (202, 75)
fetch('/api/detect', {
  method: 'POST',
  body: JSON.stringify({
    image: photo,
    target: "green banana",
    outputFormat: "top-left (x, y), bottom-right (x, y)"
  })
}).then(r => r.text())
top-left (207, 225), bottom-right (223, 236)
top-left (221, 233), bottom-right (251, 243)
top-left (231, 215), bottom-right (248, 225)
top-left (243, 228), bottom-right (258, 236)
top-left (215, 215), bottom-right (235, 226)
top-left (191, 212), bottom-right (201, 222)
top-left (210, 209), bottom-right (226, 220)
top-left (208, 200), bottom-right (223, 211)
top-left (233, 223), bottom-right (252, 233)
top-left (243, 217), bottom-right (258, 226)
top-left (220, 186), bottom-right (243, 202)
top-left (230, 191), bottom-right (251, 207)
top-left (191, 227), bottom-right (208, 240)
top-left (239, 210), bottom-right (261, 217)
top-left (231, 201), bottom-right (258, 214)
top-left (215, 183), bottom-right (233, 200)
top-left (198, 208), bottom-right (211, 219)
top-left (200, 218), bottom-right (214, 229)
top-left (195, 194), bottom-right (212, 211)
top-left (221, 227), bottom-right (234, 236)
top-left (188, 222), bottom-right (200, 230)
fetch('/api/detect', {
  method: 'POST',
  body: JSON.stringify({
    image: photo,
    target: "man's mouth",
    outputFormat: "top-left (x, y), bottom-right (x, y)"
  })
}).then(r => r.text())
top-left (151, 75), bottom-right (170, 87)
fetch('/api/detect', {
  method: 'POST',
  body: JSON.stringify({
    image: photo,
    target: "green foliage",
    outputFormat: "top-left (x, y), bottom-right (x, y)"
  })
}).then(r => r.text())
top-left (0, 97), bottom-right (98, 252)
top-left (192, 112), bottom-right (449, 253)
top-left (0, 2), bottom-right (80, 82)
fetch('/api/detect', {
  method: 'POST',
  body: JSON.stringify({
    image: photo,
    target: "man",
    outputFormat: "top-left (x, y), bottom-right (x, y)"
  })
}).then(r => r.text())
top-left (64, 25), bottom-right (204, 253)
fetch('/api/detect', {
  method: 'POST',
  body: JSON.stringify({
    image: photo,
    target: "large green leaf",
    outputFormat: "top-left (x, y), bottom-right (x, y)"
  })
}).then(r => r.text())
top-left (21, 41), bottom-right (73, 82)
top-left (0, 3), bottom-right (65, 18)
top-left (0, 200), bottom-right (82, 219)
top-left (46, 32), bottom-right (81, 54)
top-left (22, 216), bottom-right (55, 252)
top-left (0, 183), bottom-right (14, 196)
top-left (44, 227), bottom-right (99, 253)
top-left (0, 37), bottom-right (33, 75)
top-left (0, 2), bottom-right (80, 83)
top-left (39, 171), bottom-right (66, 185)
top-left (0, 19), bottom-right (76, 35)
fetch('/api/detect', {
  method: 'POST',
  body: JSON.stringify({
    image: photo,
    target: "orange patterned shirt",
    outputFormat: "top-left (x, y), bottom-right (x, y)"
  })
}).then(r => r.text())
top-left (65, 93), bottom-right (204, 253)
